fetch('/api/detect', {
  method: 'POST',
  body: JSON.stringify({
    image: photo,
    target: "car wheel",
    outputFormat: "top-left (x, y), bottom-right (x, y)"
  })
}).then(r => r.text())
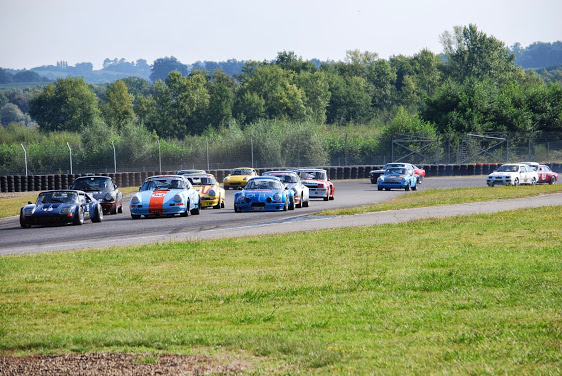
top-left (289, 196), bottom-right (295, 210)
top-left (92, 204), bottom-right (103, 223)
top-left (550, 176), bottom-right (556, 185)
top-left (190, 198), bottom-right (201, 215)
top-left (110, 203), bottom-right (117, 215)
top-left (412, 184), bottom-right (417, 191)
top-left (283, 199), bottom-right (288, 211)
top-left (131, 214), bottom-right (141, 219)
top-left (514, 178), bottom-right (520, 186)
top-left (378, 186), bottom-right (383, 191)
top-left (329, 190), bottom-right (334, 200)
top-left (20, 211), bottom-right (31, 228)
top-left (73, 207), bottom-right (84, 225)
top-left (303, 198), bottom-right (309, 207)
top-left (221, 199), bottom-right (225, 208)
top-left (405, 183), bottom-right (410, 191)
top-left (296, 193), bottom-right (302, 208)
top-left (214, 195), bottom-right (221, 209)
top-left (118, 203), bottom-right (123, 213)
top-left (324, 194), bottom-right (329, 201)
top-left (531, 177), bottom-right (537, 185)
top-left (487, 183), bottom-right (494, 187)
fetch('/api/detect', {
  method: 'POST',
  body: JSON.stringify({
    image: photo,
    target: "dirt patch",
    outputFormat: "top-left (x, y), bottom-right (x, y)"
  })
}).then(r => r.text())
top-left (0, 352), bottom-right (253, 375)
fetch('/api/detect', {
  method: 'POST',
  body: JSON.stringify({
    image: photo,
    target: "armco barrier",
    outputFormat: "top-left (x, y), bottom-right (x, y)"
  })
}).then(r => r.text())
top-left (1, 163), bottom-right (560, 192)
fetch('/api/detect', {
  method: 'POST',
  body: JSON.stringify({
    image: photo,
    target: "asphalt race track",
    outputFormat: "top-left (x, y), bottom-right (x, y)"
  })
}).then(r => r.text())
top-left (0, 176), bottom-right (523, 255)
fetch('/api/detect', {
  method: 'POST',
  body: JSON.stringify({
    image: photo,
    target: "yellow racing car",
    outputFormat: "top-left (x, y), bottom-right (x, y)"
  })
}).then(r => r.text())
top-left (223, 167), bottom-right (258, 190)
top-left (186, 174), bottom-right (225, 209)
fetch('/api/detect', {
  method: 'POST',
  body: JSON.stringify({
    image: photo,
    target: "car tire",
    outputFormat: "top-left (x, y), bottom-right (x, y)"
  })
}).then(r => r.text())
top-left (20, 210), bottom-right (31, 228)
top-left (378, 186), bottom-right (383, 191)
top-left (412, 185), bottom-right (417, 191)
top-left (514, 178), bottom-right (520, 186)
top-left (303, 198), bottom-right (309, 207)
top-left (131, 214), bottom-right (141, 219)
top-left (92, 204), bottom-right (103, 223)
top-left (73, 207), bottom-right (84, 225)
top-left (329, 190), bottom-right (334, 200)
top-left (550, 176), bottom-right (556, 185)
top-left (190, 198), bottom-right (201, 215)
top-left (289, 197), bottom-right (295, 210)
top-left (118, 201), bottom-right (123, 213)
top-left (405, 182), bottom-right (410, 191)
top-left (385, 188), bottom-right (390, 191)
top-left (324, 194), bottom-right (329, 201)
top-left (531, 177), bottom-right (537, 185)
top-left (487, 183), bottom-right (494, 187)
top-left (110, 203), bottom-right (117, 215)
top-left (214, 195), bottom-right (221, 209)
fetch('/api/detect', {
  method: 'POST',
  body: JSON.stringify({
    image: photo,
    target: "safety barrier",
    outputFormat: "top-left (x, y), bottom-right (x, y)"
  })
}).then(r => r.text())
top-left (1, 163), bottom-right (561, 193)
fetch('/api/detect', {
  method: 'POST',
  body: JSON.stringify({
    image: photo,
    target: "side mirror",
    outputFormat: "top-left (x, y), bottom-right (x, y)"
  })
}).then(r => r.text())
top-left (285, 187), bottom-right (289, 190)
top-left (28, 201), bottom-right (32, 204)
top-left (138, 187), bottom-right (142, 191)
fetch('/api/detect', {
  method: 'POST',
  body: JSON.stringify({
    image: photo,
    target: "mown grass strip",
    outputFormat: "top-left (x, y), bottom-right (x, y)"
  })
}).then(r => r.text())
top-left (1, 207), bottom-right (560, 374)
top-left (0, 187), bottom-right (139, 219)
top-left (318, 184), bottom-right (562, 216)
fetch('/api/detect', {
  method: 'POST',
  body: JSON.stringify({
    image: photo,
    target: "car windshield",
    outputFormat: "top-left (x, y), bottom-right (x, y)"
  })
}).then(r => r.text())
top-left (187, 176), bottom-right (216, 186)
top-left (37, 191), bottom-right (78, 204)
top-left (385, 168), bottom-right (405, 175)
top-left (246, 179), bottom-right (283, 190)
top-left (497, 165), bottom-right (519, 172)
top-left (141, 178), bottom-right (185, 191)
top-left (301, 171), bottom-right (326, 180)
top-left (231, 169), bottom-right (252, 176)
top-left (72, 177), bottom-right (112, 192)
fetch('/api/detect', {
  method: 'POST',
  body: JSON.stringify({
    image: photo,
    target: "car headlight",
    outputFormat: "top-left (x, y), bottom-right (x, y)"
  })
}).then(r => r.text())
top-left (208, 189), bottom-right (216, 197)
top-left (401, 178), bottom-right (406, 184)
top-left (131, 195), bottom-right (141, 204)
top-left (243, 177), bottom-right (248, 181)
top-left (174, 194), bottom-right (182, 202)
top-left (60, 206), bottom-right (74, 214)
top-left (273, 193), bottom-right (281, 201)
top-left (237, 194), bottom-right (245, 202)
top-left (224, 177), bottom-right (230, 182)
top-left (378, 177), bottom-right (384, 182)
top-left (104, 192), bottom-right (114, 201)
top-left (23, 208), bottom-right (34, 216)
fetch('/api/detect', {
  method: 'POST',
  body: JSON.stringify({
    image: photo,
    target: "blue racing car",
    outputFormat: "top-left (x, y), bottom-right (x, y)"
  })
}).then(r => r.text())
top-left (234, 176), bottom-right (293, 212)
top-left (20, 190), bottom-right (103, 228)
top-left (377, 167), bottom-right (418, 191)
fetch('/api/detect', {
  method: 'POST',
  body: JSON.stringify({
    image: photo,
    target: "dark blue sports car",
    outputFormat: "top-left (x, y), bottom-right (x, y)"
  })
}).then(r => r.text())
top-left (234, 176), bottom-right (293, 212)
top-left (20, 190), bottom-right (103, 228)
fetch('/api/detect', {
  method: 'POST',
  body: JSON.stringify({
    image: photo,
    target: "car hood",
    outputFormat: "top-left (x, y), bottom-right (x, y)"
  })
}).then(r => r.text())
top-left (28, 202), bottom-right (76, 214)
top-left (488, 171), bottom-right (516, 177)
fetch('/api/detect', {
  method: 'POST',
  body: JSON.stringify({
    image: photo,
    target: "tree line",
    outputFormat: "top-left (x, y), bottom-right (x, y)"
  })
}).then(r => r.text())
top-left (1, 24), bottom-right (561, 174)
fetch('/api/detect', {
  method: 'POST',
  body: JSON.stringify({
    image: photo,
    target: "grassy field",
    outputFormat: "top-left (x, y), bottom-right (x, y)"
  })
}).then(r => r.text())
top-left (1, 207), bottom-right (560, 374)
top-left (319, 184), bottom-right (562, 216)
top-left (0, 187), bottom-right (139, 219)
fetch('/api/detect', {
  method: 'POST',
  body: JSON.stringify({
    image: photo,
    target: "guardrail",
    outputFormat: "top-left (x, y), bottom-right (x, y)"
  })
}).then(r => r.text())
top-left (1, 163), bottom-right (561, 193)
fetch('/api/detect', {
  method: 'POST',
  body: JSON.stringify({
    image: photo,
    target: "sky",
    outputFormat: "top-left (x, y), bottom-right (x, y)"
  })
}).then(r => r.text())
top-left (1, 0), bottom-right (561, 70)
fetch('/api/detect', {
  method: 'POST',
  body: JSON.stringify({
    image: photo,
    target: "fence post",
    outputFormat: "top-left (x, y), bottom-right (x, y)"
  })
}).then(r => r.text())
top-left (66, 142), bottom-right (73, 174)
top-left (21, 144), bottom-right (28, 176)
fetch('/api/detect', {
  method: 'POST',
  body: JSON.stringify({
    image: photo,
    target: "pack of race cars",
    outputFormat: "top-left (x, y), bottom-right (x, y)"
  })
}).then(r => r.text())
top-left (18, 161), bottom-right (557, 227)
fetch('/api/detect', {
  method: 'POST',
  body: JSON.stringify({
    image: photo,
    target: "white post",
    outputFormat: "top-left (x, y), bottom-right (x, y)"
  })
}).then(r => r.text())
top-left (21, 143), bottom-right (28, 176)
top-left (157, 138), bottom-right (162, 172)
top-left (251, 137), bottom-right (254, 168)
top-left (206, 138), bottom-right (210, 171)
top-left (66, 142), bottom-right (73, 174)
top-left (111, 141), bottom-right (117, 173)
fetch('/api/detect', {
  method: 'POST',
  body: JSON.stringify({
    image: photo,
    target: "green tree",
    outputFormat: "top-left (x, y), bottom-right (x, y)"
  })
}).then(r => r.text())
top-left (440, 24), bottom-right (516, 83)
top-left (104, 80), bottom-right (135, 131)
top-left (295, 71), bottom-right (331, 124)
top-left (29, 77), bottom-right (101, 132)
top-left (207, 69), bottom-right (237, 127)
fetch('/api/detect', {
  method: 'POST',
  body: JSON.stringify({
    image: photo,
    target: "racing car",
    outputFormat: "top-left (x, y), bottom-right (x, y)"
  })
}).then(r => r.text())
top-left (487, 164), bottom-right (538, 186)
top-left (234, 176), bottom-right (293, 212)
top-left (377, 167), bottom-right (418, 191)
top-left (70, 175), bottom-right (123, 214)
top-left (369, 163), bottom-right (425, 184)
top-left (297, 168), bottom-right (334, 201)
top-left (262, 170), bottom-right (309, 208)
top-left (536, 164), bottom-right (558, 184)
top-left (223, 167), bottom-right (258, 190)
top-left (186, 174), bottom-right (225, 209)
top-left (20, 190), bottom-right (103, 228)
top-left (129, 175), bottom-right (201, 219)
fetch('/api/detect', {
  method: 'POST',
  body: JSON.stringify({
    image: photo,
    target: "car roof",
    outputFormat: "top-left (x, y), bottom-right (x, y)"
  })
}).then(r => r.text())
top-left (264, 170), bottom-right (298, 175)
top-left (74, 175), bottom-right (111, 179)
top-left (250, 176), bottom-right (282, 181)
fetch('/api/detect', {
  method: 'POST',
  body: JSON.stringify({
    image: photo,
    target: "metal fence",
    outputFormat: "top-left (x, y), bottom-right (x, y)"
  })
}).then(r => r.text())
top-left (2, 132), bottom-right (561, 176)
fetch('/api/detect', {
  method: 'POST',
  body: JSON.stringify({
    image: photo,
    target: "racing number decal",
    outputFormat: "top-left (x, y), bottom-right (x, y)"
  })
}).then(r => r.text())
top-left (149, 190), bottom-right (167, 213)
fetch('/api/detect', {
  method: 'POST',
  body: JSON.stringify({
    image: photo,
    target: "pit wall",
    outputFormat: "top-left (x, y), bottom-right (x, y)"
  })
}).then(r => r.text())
top-left (1, 163), bottom-right (561, 193)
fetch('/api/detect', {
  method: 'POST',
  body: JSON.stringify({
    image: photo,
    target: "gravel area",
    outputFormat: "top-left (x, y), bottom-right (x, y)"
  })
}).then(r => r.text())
top-left (0, 352), bottom-right (252, 375)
